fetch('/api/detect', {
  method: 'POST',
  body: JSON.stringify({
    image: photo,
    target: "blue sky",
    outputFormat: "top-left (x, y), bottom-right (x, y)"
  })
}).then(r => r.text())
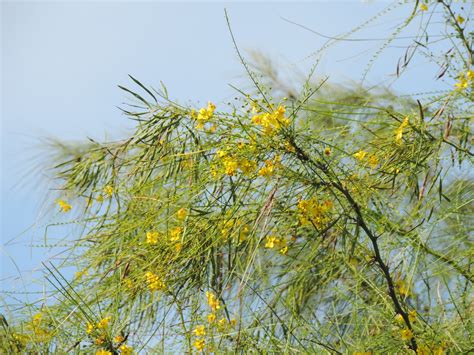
top-left (1, 1), bottom-right (451, 305)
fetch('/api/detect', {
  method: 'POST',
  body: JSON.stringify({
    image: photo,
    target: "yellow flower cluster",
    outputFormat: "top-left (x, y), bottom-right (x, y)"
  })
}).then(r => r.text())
top-left (146, 231), bottom-right (160, 245)
top-left (193, 102), bottom-right (216, 130)
top-left (176, 208), bottom-right (187, 220)
top-left (395, 117), bottom-right (409, 144)
top-left (419, 3), bottom-right (428, 12)
top-left (57, 199), bottom-right (72, 212)
top-left (170, 226), bottom-right (182, 242)
top-left (220, 217), bottom-right (250, 242)
top-left (145, 271), bottom-right (165, 292)
top-left (193, 325), bottom-right (206, 336)
top-left (194, 338), bottom-right (205, 352)
top-left (119, 344), bottom-right (133, 355)
top-left (353, 150), bottom-right (379, 168)
top-left (258, 155), bottom-right (281, 178)
top-left (191, 291), bottom-right (221, 352)
top-left (454, 70), bottom-right (473, 90)
top-left (400, 328), bottom-right (413, 341)
top-left (26, 313), bottom-right (51, 342)
top-left (416, 343), bottom-right (448, 355)
top-left (264, 236), bottom-right (288, 255)
top-left (251, 105), bottom-right (290, 135)
top-left (217, 317), bottom-right (237, 333)
top-left (213, 150), bottom-right (257, 177)
top-left (103, 185), bottom-right (114, 197)
top-left (207, 313), bottom-right (216, 323)
top-left (284, 141), bottom-right (296, 153)
top-left (97, 317), bottom-right (111, 330)
top-left (395, 279), bottom-right (411, 297)
top-left (394, 310), bottom-right (416, 324)
top-left (86, 316), bottom-right (111, 335)
top-left (75, 268), bottom-right (89, 279)
top-left (298, 198), bottom-right (333, 228)
top-left (85, 319), bottom-right (132, 354)
top-left (168, 226), bottom-right (183, 252)
top-left (192, 293), bottom-right (237, 352)
top-left (206, 291), bottom-right (221, 312)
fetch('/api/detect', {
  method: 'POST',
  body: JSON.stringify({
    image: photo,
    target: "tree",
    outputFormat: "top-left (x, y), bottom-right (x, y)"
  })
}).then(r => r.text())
top-left (1, 1), bottom-right (472, 353)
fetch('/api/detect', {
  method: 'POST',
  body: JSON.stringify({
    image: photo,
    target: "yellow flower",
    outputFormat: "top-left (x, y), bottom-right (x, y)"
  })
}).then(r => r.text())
top-left (114, 335), bottom-right (125, 343)
top-left (57, 199), bottom-right (72, 212)
top-left (353, 150), bottom-right (367, 161)
top-left (97, 316), bottom-right (111, 329)
top-left (239, 223), bottom-right (250, 242)
top-left (284, 141), bottom-right (296, 153)
top-left (194, 338), bottom-right (205, 351)
top-left (419, 3), bottom-right (428, 11)
top-left (103, 185), bottom-right (114, 197)
top-left (214, 150), bottom-right (258, 178)
top-left (216, 150), bottom-right (227, 158)
top-left (258, 156), bottom-right (281, 178)
top-left (193, 325), bottom-right (206, 336)
top-left (265, 236), bottom-right (278, 249)
top-left (367, 155), bottom-right (379, 169)
top-left (119, 344), bottom-right (133, 355)
top-left (324, 147), bottom-right (331, 156)
top-left (467, 70), bottom-right (474, 80)
top-left (75, 268), bottom-right (88, 279)
top-left (206, 291), bottom-right (221, 311)
top-left (222, 156), bottom-right (239, 176)
top-left (95, 337), bottom-right (105, 345)
top-left (207, 313), bottom-right (216, 323)
top-left (400, 328), bottom-right (413, 341)
top-left (239, 159), bottom-right (257, 176)
top-left (220, 219), bottom-right (233, 239)
top-left (395, 116), bottom-right (409, 143)
top-left (251, 105), bottom-right (290, 135)
top-left (395, 279), bottom-right (411, 297)
top-left (280, 246), bottom-right (289, 255)
top-left (408, 310), bottom-right (417, 323)
top-left (145, 271), bottom-right (165, 292)
top-left (454, 70), bottom-right (473, 90)
top-left (170, 227), bottom-right (183, 242)
top-left (32, 313), bottom-right (43, 325)
top-left (123, 278), bottom-right (134, 290)
top-left (86, 322), bottom-right (95, 334)
top-left (394, 313), bottom-right (404, 324)
top-left (175, 242), bottom-right (183, 253)
top-left (455, 77), bottom-right (469, 90)
top-left (96, 350), bottom-right (112, 355)
top-left (12, 333), bottom-right (28, 347)
top-left (97, 194), bottom-right (104, 203)
top-left (210, 164), bottom-right (220, 179)
top-left (457, 15), bottom-right (465, 24)
top-left (146, 231), bottom-right (160, 245)
top-left (217, 317), bottom-right (229, 332)
top-left (298, 198), bottom-right (332, 228)
top-left (177, 208), bottom-right (187, 220)
top-left (195, 102), bottom-right (216, 130)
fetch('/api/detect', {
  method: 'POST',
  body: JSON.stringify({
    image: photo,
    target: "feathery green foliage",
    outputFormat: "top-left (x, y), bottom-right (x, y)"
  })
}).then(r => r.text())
top-left (1, 1), bottom-right (473, 354)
